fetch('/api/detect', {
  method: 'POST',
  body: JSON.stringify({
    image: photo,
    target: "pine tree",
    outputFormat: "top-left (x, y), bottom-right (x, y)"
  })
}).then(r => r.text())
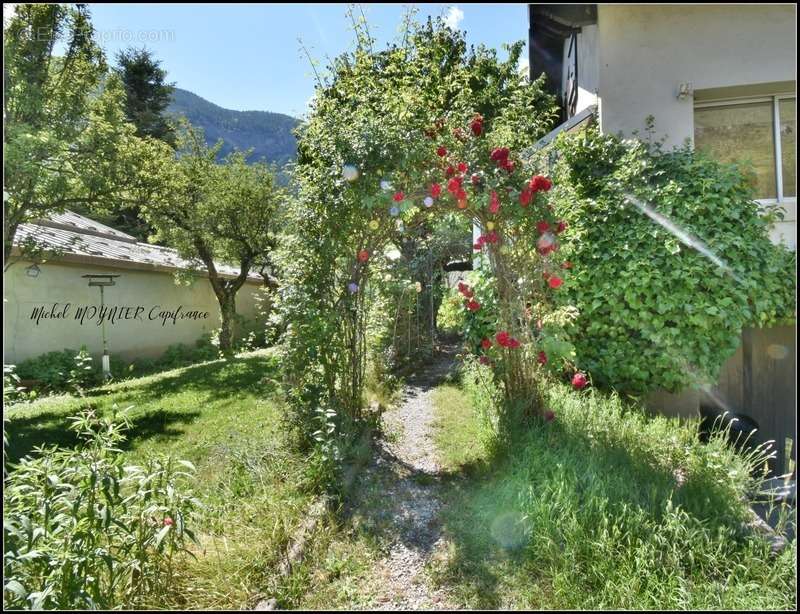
top-left (115, 47), bottom-right (176, 146)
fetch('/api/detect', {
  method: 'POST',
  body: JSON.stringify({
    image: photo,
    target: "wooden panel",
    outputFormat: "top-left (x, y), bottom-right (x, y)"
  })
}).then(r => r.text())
top-left (743, 325), bottom-right (797, 475)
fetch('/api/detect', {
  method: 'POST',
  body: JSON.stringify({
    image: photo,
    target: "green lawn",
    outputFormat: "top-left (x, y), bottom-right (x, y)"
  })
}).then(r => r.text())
top-left (429, 379), bottom-right (797, 610)
top-left (5, 350), bottom-right (318, 610)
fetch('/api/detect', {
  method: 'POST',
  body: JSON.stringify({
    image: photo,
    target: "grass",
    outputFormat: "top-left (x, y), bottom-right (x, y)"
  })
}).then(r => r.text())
top-left (4, 350), bottom-right (320, 610)
top-left (428, 375), bottom-right (797, 610)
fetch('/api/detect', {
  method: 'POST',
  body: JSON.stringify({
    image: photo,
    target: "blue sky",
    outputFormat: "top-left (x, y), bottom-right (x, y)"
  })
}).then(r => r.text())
top-left (86, 3), bottom-right (529, 118)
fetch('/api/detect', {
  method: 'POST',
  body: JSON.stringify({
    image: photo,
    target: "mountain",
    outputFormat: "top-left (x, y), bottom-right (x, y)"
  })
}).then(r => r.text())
top-left (167, 88), bottom-right (299, 166)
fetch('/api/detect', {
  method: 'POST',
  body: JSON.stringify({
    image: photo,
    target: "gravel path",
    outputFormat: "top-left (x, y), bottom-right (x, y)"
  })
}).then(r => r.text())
top-left (347, 346), bottom-right (459, 610)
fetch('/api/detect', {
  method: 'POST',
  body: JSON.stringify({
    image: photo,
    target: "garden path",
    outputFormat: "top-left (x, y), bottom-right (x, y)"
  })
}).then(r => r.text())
top-left (344, 345), bottom-right (459, 610)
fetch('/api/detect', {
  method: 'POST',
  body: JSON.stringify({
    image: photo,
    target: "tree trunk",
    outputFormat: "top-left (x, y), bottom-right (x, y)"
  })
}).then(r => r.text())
top-left (218, 292), bottom-right (237, 355)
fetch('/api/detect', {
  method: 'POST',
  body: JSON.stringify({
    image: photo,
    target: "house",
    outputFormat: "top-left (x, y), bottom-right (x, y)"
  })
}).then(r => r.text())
top-left (4, 211), bottom-right (266, 365)
top-left (529, 3), bottom-right (796, 248)
top-left (528, 4), bottom-right (796, 474)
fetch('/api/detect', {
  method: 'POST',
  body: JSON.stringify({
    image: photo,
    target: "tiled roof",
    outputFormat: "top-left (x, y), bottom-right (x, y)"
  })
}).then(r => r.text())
top-left (14, 211), bottom-right (261, 282)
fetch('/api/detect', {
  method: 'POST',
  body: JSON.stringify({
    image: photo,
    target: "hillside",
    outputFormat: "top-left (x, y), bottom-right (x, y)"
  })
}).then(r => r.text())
top-left (167, 88), bottom-right (299, 166)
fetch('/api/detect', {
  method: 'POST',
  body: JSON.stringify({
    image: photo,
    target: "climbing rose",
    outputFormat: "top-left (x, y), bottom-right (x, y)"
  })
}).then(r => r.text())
top-left (508, 338), bottom-right (521, 349)
top-left (430, 183), bottom-right (442, 198)
top-left (537, 351), bottom-right (548, 365)
top-left (556, 221), bottom-right (567, 234)
top-left (447, 177), bottom-right (462, 194)
top-left (536, 220), bottom-right (550, 234)
top-left (393, 191), bottom-right (404, 202)
top-left (484, 231), bottom-right (499, 244)
top-left (456, 187), bottom-right (467, 201)
top-left (490, 147), bottom-right (510, 161)
top-left (457, 162), bottom-right (468, 174)
top-left (572, 372), bottom-right (588, 390)
top-left (544, 410), bottom-right (556, 422)
top-left (500, 158), bottom-right (515, 173)
top-left (496, 331), bottom-right (510, 346)
top-left (481, 338), bottom-right (492, 350)
top-left (466, 300), bottom-right (481, 312)
top-left (489, 191), bottom-right (500, 214)
top-left (358, 249), bottom-right (369, 262)
top-left (548, 276), bottom-right (563, 289)
top-left (470, 114), bottom-right (483, 136)
top-left (457, 282), bottom-right (474, 298)
top-left (163, 517), bottom-right (174, 526)
top-left (445, 165), bottom-right (456, 178)
top-left (471, 173), bottom-right (481, 185)
top-left (473, 241), bottom-right (484, 251)
top-left (519, 188), bottom-right (533, 207)
top-left (436, 146), bottom-right (448, 157)
top-left (529, 175), bottom-right (552, 192)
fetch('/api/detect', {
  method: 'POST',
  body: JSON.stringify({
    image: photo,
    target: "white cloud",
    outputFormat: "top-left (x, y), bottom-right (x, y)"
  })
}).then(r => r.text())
top-left (444, 6), bottom-right (464, 30)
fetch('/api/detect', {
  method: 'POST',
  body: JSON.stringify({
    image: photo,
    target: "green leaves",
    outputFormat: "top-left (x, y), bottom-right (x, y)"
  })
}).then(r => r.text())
top-left (551, 127), bottom-right (796, 393)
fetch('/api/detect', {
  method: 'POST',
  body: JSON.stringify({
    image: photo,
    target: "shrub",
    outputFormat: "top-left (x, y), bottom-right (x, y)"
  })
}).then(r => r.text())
top-left (3, 407), bottom-right (200, 610)
top-left (15, 347), bottom-right (99, 393)
top-left (549, 128), bottom-right (796, 394)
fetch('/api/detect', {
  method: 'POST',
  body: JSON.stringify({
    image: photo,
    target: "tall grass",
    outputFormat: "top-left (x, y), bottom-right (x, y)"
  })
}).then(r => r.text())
top-left (430, 368), bottom-right (797, 610)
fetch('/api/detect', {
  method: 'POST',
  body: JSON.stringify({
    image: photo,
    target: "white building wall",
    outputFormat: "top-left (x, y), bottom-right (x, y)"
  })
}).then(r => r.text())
top-left (595, 4), bottom-right (796, 249)
top-left (596, 4), bottom-right (796, 146)
top-left (3, 260), bottom-right (265, 364)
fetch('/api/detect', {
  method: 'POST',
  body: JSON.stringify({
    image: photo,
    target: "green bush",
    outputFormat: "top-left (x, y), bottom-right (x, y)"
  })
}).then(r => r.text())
top-left (3, 408), bottom-right (200, 609)
top-left (15, 347), bottom-right (99, 393)
top-left (549, 128), bottom-right (796, 393)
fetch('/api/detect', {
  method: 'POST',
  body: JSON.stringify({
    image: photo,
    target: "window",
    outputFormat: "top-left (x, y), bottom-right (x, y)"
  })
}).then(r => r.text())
top-left (694, 95), bottom-right (796, 203)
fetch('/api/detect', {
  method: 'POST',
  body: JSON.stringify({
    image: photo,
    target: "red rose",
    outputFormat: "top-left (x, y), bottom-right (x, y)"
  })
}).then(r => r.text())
top-left (470, 115), bottom-right (483, 136)
top-left (538, 245), bottom-right (555, 256)
top-left (447, 177), bottom-right (461, 194)
top-left (572, 372), bottom-right (588, 390)
top-left (481, 338), bottom-right (492, 350)
top-left (529, 175), bottom-right (552, 192)
top-left (479, 355), bottom-right (491, 365)
top-left (484, 231), bottom-right (499, 244)
top-left (430, 183), bottom-right (442, 198)
top-left (536, 220), bottom-right (550, 234)
top-left (358, 249), bottom-right (369, 262)
top-left (457, 282), bottom-right (473, 297)
top-left (473, 242), bottom-right (484, 251)
top-left (500, 158), bottom-right (515, 173)
top-left (544, 410), bottom-right (555, 422)
top-left (456, 187), bottom-right (467, 201)
top-left (489, 191), bottom-right (500, 214)
top-left (457, 162), bottom-right (468, 174)
top-left (555, 221), bottom-right (567, 234)
top-left (519, 188), bottom-right (533, 207)
top-left (393, 191), bottom-right (404, 202)
top-left (445, 165), bottom-right (456, 178)
top-left (508, 338), bottom-right (521, 349)
top-left (466, 300), bottom-right (481, 311)
top-left (436, 146), bottom-right (448, 157)
top-left (537, 351), bottom-right (548, 365)
top-left (548, 276), bottom-right (563, 289)
top-left (490, 147), bottom-right (510, 161)
top-left (495, 331), bottom-right (510, 346)
top-left (163, 517), bottom-right (174, 526)
top-left (471, 173), bottom-right (481, 185)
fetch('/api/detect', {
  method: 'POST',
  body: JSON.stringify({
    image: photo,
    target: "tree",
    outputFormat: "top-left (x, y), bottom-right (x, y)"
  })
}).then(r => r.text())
top-left (109, 47), bottom-right (177, 240)
top-left (3, 4), bottom-right (173, 266)
top-left (143, 123), bottom-right (283, 354)
top-left (115, 47), bottom-right (176, 146)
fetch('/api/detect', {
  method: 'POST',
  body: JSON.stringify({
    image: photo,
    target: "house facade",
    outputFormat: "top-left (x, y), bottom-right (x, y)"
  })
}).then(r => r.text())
top-left (528, 4), bottom-right (797, 474)
top-left (529, 3), bottom-right (796, 248)
top-left (4, 211), bottom-right (266, 365)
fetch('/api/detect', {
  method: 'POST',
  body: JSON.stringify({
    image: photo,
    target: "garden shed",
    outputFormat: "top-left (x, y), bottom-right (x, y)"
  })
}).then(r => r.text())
top-left (4, 211), bottom-right (266, 365)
